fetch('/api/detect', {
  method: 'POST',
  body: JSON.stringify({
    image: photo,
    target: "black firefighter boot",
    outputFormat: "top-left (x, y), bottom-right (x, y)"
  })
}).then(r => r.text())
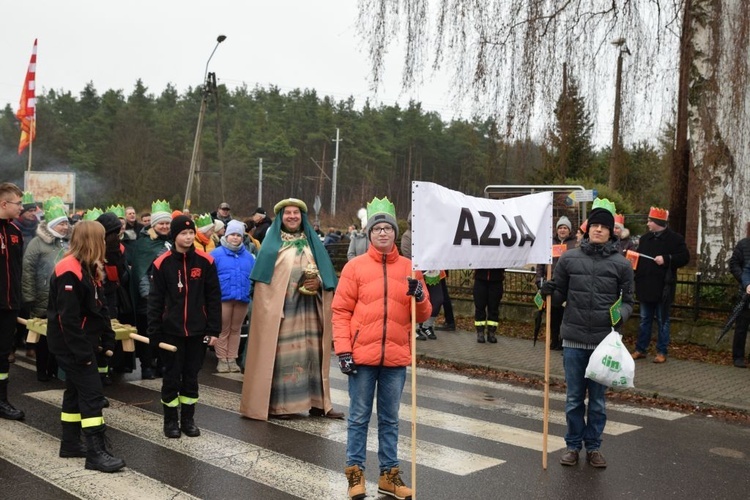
top-left (486, 326), bottom-right (498, 344)
top-left (163, 405), bottom-right (181, 438)
top-left (476, 326), bottom-right (486, 344)
top-left (180, 403), bottom-right (201, 437)
top-left (0, 379), bottom-right (24, 420)
top-left (84, 425), bottom-right (126, 472)
top-left (59, 421), bottom-right (87, 458)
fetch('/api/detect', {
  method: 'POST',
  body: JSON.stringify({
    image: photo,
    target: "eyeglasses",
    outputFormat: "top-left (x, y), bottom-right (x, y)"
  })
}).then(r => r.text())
top-left (371, 226), bottom-right (394, 234)
top-left (2, 200), bottom-right (23, 206)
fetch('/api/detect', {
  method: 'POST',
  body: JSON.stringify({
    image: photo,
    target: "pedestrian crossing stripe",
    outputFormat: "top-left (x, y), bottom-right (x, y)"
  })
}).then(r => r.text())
top-left (130, 379), bottom-right (505, 475)
top-left (26, 389), bottom-right (380, 499)
top-left (0, 420), bottom-right (198, 500)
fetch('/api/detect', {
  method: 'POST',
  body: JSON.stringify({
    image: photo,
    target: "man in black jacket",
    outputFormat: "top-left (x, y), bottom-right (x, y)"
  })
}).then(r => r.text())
top-left (541, 199), bottom-right (633, 469)
top-left (632, 207), bottom-right (690, 363)
top-left (728, 236), bottom-right (750, 368)
top-left (148, 215), bottom-right (222, 438)
top-left (0, 182), bottom-right (25, 420)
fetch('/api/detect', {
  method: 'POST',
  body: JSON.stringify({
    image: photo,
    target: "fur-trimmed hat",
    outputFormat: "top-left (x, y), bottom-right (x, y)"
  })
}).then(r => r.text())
top-left (170, 215), bottom-right (196, 240)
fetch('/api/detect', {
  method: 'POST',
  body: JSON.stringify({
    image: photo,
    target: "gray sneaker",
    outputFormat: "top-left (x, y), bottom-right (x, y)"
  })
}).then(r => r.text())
top-left (560, 449), bottom-right (579, 466)
top-left (586, 450), bottom-right (607, 468)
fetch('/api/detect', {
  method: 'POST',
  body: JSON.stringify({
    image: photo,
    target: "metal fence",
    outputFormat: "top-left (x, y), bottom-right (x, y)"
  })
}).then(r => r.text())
top-left (444, 268), bottom-right (737, 321)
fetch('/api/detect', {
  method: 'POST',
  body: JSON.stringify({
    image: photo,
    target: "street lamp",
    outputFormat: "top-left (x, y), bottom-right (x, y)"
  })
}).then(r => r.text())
top-left (608, 37), bottom-right (630, 191)
top-left (184, 35), bottom-right (227, 211)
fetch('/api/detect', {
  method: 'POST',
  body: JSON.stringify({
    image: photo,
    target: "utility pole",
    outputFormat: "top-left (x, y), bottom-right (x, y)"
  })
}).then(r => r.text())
top-left (608, 38), bottom-right (630, 191)
top-left (258, 158), bottom-right (263, 209)
top-left (331, 128), bottom-right (341, 216)
top-left (184, 35), bottom-right (227, 211)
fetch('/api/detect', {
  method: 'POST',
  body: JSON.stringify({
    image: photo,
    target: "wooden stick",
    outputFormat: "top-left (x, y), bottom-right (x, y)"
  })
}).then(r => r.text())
top-left (129, 333), bottom-right (177, 352)
top-left (410, 271), bottom-right (417, 500)
top-left (542, 264), bottom-right (552, 470)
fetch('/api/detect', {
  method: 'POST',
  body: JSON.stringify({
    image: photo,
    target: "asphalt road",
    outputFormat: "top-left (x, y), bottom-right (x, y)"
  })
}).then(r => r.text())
top-left (0, 353), bottom-right (748, 499)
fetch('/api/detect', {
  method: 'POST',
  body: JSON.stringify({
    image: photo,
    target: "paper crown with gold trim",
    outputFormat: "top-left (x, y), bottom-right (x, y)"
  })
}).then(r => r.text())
top-left (106, 204), bottom-right (126, 219)
top-left (614, 213), bottom-right (625, 226)
top-left (22, 192), bottom-right (34, 204)
top-left (648, 206), bottom-right (669, 221)
top-left (365, 196), bottom-right (399, 239)
top-left (83, 208), bottom-right (104, 221)
top-left (195, 213), bottom-right (214, 231)
top-left (591, 197), bottom-right (616, 215)
top-left (150, 200), bottom-right (172, 226)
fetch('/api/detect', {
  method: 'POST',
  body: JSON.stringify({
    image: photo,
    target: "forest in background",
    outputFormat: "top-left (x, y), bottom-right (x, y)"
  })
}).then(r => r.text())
top-left (0, 79), bottom-right (669, 230)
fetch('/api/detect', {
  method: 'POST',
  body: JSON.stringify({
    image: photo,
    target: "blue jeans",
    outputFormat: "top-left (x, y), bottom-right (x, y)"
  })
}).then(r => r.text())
top-left (346, 365), bottom-right (406, 471)
top-left (636, 300), bottom-right (670, 355)
top-left (563, 347), bottom-right (607, 452)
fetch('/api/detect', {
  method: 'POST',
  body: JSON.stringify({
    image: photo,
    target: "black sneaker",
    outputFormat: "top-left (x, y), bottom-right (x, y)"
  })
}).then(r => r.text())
top-left (560, 449), bottom-right (579, 466)
top-left (415, 329), bottom-right (428, 341)
top-left (424, 326), bottom-right (437, 339)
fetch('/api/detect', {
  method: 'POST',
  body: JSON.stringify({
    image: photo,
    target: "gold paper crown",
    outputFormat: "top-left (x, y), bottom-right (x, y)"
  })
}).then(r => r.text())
top-left (614, 213), bottom-right (625, 225)
top-left (366, 196), bottom-right (396, 220)
top-left (151, 199), bottom-right (171, 214)
top-left (44, 204), bottom-right (68, 222)
top-left (43, 196), bottom-right (65, 212)
top-left (648, 206), bottom-right (669, 221)
top-left (83, 208), bottom-right (104, 221)
top-left (106, 204), bottom-right (126, 218)
top-left (591, 197), bottom-right (616, 215)
top-left (22, 192), bottom-right (34, 204)
top-left (195, 213), bottom-right (213, 229)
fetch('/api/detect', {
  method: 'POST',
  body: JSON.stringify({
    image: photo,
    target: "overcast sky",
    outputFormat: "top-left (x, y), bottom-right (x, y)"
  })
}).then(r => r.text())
top-left (1, 0), bottom-right (463, 122)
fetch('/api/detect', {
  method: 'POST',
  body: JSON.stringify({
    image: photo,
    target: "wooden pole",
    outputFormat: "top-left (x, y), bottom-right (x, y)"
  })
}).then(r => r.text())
top-left (542, 264), bottom-right (552, 469)
top-left (129, 333), bottom-right (177, 352)
top-left (26, 118), bottom-right (34, 171)
top-left (410, 271), bottom-right (417, 500)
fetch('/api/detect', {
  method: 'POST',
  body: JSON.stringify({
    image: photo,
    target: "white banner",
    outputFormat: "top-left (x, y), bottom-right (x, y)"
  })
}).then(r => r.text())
top-left (411, 182), bottom-right (553, 270)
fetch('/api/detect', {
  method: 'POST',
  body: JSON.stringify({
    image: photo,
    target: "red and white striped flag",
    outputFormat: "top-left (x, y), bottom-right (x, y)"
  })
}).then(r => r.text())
top-left (16, 39), bottom-right (37, 155)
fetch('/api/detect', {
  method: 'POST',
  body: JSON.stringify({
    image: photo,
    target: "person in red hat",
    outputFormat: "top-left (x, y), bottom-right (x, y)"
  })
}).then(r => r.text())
top-left (632, 207), bottom-right (690, 363)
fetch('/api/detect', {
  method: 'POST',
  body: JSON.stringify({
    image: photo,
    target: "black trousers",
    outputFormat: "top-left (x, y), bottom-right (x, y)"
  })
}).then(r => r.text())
top-left (161, 335), bottom-right (206, 405)
top-left (426, 282), bottom-right (443, 319)
top-left (732, 308), bottom-right (750, 361)
top-left (57, 351), bottom-right (106, 425)
top-left (439, 278), bottom-right (455, 325)
top-left (473, 280), bottom-right (503, 325)
top-left (0, 310), bottom-right (18, 375)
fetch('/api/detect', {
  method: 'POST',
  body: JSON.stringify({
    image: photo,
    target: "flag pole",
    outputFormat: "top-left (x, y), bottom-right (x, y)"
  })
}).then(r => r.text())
top-left (542, 263), bottom-right (552, 469)
top-left (410, 270), bottom-right (417, 500)
top-left (27, 118), bottom-right (34, 171)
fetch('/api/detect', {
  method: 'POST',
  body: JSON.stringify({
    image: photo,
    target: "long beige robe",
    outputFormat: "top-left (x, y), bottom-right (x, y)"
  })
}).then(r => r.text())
top-left (239, 244), bottom-right (334, 421)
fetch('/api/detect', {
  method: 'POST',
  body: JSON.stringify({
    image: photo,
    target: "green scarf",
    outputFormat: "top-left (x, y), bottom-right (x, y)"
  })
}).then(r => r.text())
top-left (250, 212), bottom-right (338, 291)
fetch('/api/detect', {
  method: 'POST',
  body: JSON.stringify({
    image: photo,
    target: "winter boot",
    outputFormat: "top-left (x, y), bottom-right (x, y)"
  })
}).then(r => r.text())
top-left (0, 379), bottom-right (24, 420)
top-left (415, 325), bottom-right (428, 341)
top-left (84, 426), bottom-right (125, 472)
top-left (180, 403), bottom-right (201, 437)
top-left (163, 405), bottom-right (181, 438)
top-left (59, 421), bottom-right (87, 458)
top-left (344, 464), bottom-right (367, 500)
top-left (486, 326), bottom-right (498, 344)
top-left (476, 326), bottom-right (486, 344)
top-left (378, 466), bottom-right (412, 500)
top-left (216, 359), bottom-right (230, 373)
top-left (423, 326), bottom-right (437, 340)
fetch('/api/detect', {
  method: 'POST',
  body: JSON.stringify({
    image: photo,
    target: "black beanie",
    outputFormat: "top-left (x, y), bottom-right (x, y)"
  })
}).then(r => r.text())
top-left (170, 215), bottom-right (196, 240)
top-left (586, 208), bottom-right (615, 235)
top-left (96, 212), bottom-right (122, 235)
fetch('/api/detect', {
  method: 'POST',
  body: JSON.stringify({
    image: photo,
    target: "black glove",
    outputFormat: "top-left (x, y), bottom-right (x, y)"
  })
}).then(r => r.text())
top-left (613, 319), bottom-right (623, 331)
top-left (338, 353), bottom-right (357, 375)
top-left (406, 277), bottom-right (425, 302)
top-left (540, 280), bottom-right (556, 297)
